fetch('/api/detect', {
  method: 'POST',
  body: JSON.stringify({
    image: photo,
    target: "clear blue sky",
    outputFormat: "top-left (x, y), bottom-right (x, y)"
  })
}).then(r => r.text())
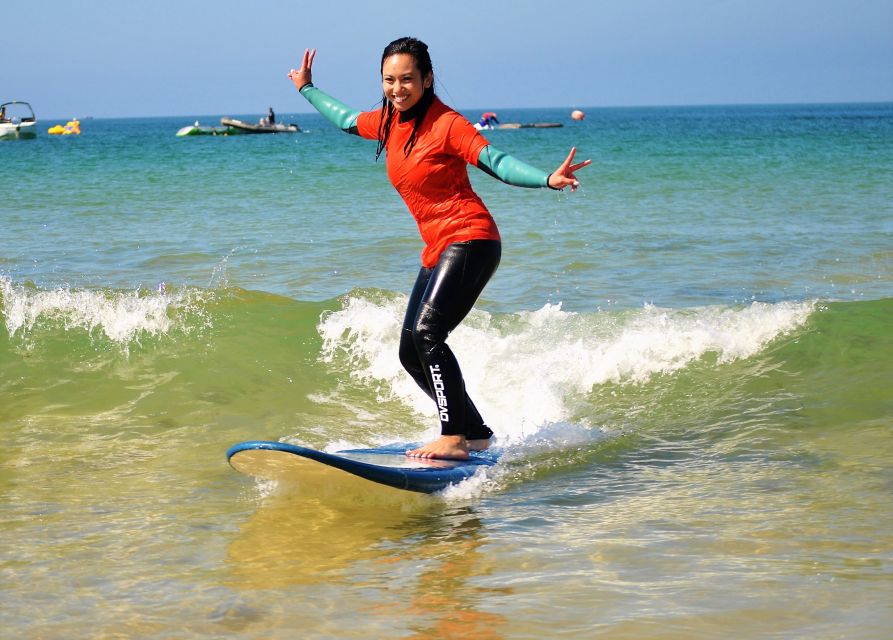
top-left (5, 0), bottom-right (892, 119)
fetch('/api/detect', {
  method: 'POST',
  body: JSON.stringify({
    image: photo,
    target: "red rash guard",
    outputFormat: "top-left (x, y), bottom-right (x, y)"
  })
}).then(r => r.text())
top-left (355, 97), bottom-right (501, 268)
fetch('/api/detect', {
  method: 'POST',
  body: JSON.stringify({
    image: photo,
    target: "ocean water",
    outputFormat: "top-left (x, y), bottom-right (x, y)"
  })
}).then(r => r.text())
top-left (1, 103), bottom-right (891, 638)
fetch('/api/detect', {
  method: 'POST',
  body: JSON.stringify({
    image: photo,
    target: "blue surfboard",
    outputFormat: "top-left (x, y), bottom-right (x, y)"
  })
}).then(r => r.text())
top-left (226, 440), bottom-right (498, 494)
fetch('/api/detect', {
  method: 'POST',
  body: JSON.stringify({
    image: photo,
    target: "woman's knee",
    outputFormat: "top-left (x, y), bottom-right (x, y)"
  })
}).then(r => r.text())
top-left (398, 330), bottom-right (422, 373)
top-left (411, 302), bottom-right (449, 358)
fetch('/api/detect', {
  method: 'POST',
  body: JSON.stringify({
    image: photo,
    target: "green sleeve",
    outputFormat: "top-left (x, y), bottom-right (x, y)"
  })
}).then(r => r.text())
top-left (299, 83), bottom-right (361, 134)
top-left (476, 145), bottom-right (555, 189)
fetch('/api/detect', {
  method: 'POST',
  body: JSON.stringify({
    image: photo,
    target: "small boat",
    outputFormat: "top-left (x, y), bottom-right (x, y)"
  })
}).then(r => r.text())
top-left (219, 117), bottom-right (300, 134)
top-left (176, 121), bottom-right (235, 137)
top-left (0, 101), bottom-right (38, 139)
top-left (475, 121), bottom-right (563, 131)
top-left (499, 122), bottom-right (563, 129)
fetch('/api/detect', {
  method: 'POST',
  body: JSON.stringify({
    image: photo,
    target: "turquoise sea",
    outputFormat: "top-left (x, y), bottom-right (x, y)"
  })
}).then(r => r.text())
top-left (1, 102), bottom-right (892, 638)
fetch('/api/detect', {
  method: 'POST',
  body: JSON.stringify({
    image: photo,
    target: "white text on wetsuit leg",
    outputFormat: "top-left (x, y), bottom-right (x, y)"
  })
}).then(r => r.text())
top-left (429, 364), bottom-right (449, 422)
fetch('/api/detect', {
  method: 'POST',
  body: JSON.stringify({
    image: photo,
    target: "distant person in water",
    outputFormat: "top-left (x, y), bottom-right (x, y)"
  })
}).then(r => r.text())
top-left (478, 111), bottom-right (499, 128)
top-left (288, 37), bottom-right (590, 460)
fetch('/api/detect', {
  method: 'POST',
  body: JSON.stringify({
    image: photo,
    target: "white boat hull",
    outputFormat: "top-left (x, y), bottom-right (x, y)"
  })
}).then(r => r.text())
top-left (0, 120), bottom-right (37, 139)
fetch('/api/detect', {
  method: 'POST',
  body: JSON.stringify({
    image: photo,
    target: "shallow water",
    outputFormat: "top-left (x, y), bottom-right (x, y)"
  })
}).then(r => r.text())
top-left (2, 103), bottom-right (892, 638)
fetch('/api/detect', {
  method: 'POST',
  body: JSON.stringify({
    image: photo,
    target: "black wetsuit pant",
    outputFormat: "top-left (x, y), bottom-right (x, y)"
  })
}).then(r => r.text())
top-left (399, 240), bottom-right (501, 439)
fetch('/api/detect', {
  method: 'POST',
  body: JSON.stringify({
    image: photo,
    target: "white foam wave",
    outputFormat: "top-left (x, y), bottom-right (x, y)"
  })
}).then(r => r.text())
top-left (437, 465), bottom-right (501, 501)
top-left (0, 275), bottom-right (201, 346)
top-left (317, 294), bottom-right (816, 445)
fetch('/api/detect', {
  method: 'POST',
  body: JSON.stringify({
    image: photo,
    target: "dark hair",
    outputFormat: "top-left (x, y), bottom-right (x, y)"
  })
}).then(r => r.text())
top-left (375, 37), bottom-right (435, 161)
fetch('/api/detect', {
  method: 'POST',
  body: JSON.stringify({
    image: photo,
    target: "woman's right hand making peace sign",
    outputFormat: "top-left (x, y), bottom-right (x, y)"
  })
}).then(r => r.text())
top-left (288, 48), bottom-right (316, 91)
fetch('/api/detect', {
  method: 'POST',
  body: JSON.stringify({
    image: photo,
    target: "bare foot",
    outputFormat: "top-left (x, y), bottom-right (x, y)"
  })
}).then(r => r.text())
top-left (406, 435), bottom-right (469, 460)
top-left (467, 438), bottom-right (491, 452)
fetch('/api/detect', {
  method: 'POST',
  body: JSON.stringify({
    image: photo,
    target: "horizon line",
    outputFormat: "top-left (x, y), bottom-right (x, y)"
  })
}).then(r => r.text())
top-left (32, 99), bottom-right (893, 122)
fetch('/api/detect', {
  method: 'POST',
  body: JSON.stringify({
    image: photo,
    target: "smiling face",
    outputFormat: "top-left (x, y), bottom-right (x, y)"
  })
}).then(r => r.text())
top-left (381, 53), bottom-right (433, 112)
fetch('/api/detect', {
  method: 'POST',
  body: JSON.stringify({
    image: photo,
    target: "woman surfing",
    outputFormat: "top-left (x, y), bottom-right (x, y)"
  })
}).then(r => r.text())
top-left (288, 37), bottom-right (590, 460)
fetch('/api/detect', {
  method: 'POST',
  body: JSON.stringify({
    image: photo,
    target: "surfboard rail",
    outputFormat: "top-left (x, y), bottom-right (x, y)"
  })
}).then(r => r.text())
top-left (226, 440), bottom-right (498, 494)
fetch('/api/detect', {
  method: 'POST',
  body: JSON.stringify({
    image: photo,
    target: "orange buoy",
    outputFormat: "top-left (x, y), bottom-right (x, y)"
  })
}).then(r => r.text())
top-left (571, 109), bottom-right (585, 121)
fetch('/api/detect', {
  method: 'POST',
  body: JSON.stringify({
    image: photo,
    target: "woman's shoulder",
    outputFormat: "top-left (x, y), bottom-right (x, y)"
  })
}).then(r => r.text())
top-left (426, 97), bottom-right (489, 157)
top-left (429, 96), bottom-right (466, 120)
top-left (355, 106), bottom-right (384, 139)
top-left (427, 97), bottom-right (477, 133)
